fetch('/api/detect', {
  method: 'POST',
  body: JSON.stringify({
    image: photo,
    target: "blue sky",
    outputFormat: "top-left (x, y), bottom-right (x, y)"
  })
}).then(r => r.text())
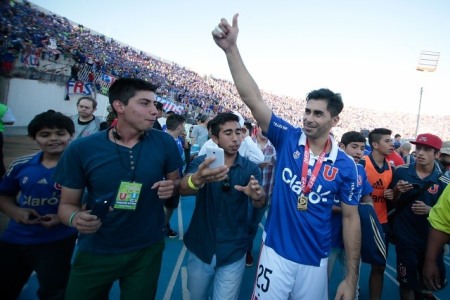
top-left (30, 0), bottom-right (450, 116)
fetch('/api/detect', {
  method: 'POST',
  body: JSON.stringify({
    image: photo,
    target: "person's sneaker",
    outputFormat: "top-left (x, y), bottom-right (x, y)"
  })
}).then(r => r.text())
top-left (165, 224), bottom-right (178, 238)
top-left (246, 251), bottom-right (253, 267)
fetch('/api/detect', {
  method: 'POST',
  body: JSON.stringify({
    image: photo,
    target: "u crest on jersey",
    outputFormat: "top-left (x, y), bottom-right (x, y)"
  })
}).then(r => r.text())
top-left (323, 165), bottom-right (338, 181)
top-left (428, 184), bottom-right (439, 194)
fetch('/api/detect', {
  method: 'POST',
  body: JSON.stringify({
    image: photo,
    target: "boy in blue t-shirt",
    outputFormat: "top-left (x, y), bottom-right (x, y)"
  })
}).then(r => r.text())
top-left (164, 113), bottom-right (187, 238)
top-left (0, 110), bottom-right (77, 299)
top-left (329, 131), bottom-right (374, 278)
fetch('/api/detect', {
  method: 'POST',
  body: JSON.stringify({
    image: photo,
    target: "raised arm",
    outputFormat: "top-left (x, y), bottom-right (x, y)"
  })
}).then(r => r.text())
top-left (212, 14), bottom-right (272, 133)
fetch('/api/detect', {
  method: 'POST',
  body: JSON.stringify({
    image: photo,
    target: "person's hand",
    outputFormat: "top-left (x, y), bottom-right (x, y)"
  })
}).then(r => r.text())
top-left (334, 278), bottom-right (356, 300)
top-left (423, 260), bottom-right (443, 291)
top-left (212, 13), bottom-right (240, 52)
top-left (395, 180), bottom-right (414, 193)
top-left (152, 180), bottom-right (176, 199)
top-left (384, 188), bottom-right (394, 200)
top-left (411, 200), bottom-right (430, 215)
top-left (72, 211), bottom-right (102, 234)
top-left (39, 214), bottom-right (60, 229)
top-left (193, 157), bottom-right (229, 186)
top-left (234, 175), bottom-right (265, 207)
top-left (11, 207), bottom-right (42, 225)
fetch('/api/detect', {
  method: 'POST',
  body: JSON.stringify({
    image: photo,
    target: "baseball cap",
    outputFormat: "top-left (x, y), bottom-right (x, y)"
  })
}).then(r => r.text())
top-left (410, 133), bottom-right (442, 150)
top-left (440, 141), bottom-right (450, 155)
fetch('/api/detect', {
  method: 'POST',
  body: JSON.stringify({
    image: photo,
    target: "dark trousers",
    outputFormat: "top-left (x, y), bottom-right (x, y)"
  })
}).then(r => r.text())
top-left (0, 234), bottom-right (77, 300)
top-left (0, 132), bottom-right (5, 177)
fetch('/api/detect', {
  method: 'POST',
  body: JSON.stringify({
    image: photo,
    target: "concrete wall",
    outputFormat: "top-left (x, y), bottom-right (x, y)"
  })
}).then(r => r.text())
top-left (3, 78), bottom-right (109, 127)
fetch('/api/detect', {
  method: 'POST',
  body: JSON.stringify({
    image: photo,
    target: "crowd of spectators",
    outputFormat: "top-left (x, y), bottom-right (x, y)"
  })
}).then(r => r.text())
top-left (1, 0), bottom-right (449, 140)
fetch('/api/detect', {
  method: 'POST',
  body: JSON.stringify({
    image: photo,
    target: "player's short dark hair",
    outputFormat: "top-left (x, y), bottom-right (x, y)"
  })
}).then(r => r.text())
top-left (197, 114), bottom-right (209, 123)
top-left (108, 78), bottom-right (158, 110)
top-left (244, 121), bottom-right (253, 136)
top-left (368, 128), bottom-right (392, 147)
top-left (340, 131), bottom-right (366, 146)
top-left (166, 114), bottom-right (186, 131)
top-left (28, 110), bottom-right (75, 138)
top-left (209, 113), bottom-right (240, 138)
top-left (306, 88), bottom-right (343, 117)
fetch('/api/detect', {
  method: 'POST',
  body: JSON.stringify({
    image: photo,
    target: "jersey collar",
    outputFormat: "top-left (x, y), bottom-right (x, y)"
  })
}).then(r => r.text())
top-left (298, 133), bottom-right (338, 163)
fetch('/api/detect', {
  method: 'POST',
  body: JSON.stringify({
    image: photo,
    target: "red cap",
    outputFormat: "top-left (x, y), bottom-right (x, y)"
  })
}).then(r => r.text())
top-left (410, 133), bottom-right (442, 150)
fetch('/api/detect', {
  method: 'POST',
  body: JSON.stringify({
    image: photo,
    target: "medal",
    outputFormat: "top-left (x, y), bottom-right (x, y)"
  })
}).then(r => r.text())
top-left (297, 193), bottom-right (308, 211)
top-left (298, 138), bottom-right (330, 212)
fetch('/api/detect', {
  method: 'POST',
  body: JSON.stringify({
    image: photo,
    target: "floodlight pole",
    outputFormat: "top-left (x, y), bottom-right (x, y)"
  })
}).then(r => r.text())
top-left (415, 50), bottom-right (439, 137)
top-left (414, 87), bottom-right (423, 137)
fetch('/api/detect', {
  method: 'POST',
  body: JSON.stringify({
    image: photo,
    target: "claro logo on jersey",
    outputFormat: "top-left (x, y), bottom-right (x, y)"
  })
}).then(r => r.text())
top-left (22, 192), bottom-right (60, 206)
top-left (282, 167), bottom-right (334, 204)
top-left (272, 121), bottom-right (288, 130)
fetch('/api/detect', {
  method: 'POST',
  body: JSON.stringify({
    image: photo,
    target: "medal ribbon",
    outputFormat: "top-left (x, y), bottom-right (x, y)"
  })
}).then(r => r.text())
top-left (301, 138), bottom-right (330, 194)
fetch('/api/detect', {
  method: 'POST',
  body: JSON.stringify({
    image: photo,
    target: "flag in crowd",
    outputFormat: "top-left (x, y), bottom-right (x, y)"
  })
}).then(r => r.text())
top-left (156, 96), bottom-right (185, 114)
top-left (101, 73), bottom-right (115, 84)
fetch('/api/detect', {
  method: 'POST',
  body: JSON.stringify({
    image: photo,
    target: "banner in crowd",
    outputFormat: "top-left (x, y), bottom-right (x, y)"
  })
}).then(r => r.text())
top-left (19, 51), bottom-right (40, 68)
top-left (101, 73), bottom-right (116, 84)
top-left (49, 38), bottom-right (57, 50)
top-left (66, 80), bottom-right (96, 98)
top-left (156, 96), bottom-right (185, 114)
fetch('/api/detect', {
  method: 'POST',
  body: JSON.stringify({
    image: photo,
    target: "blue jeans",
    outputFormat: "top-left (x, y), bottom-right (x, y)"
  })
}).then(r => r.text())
top-left (187, 252), bottom-right (246, 300)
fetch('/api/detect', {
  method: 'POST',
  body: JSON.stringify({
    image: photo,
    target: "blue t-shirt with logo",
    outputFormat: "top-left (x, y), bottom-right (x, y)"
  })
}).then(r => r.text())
top-left (0, 152), bottom-right (76, 244)
top-left (264, 113), bottom-right (359, 266)
top-left (330, 163), bottom-right (373, 248)
top-left (175, 136), bottom-right (185, 176)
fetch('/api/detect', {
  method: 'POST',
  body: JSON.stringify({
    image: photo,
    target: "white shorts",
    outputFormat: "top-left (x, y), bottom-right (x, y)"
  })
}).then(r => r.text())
top-left (252, 242), bottom-right (328, 300)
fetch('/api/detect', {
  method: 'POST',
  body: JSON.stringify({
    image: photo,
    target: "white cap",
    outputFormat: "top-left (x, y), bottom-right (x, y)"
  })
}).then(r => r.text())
top-left (232, 111), bottom-right (245, 127)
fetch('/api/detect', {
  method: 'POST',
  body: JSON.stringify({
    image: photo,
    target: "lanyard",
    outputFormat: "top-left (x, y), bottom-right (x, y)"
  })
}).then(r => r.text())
top-left (111, 128), bottom-right (144, 182)
top-left (301, 138), bottom-right (330, 194)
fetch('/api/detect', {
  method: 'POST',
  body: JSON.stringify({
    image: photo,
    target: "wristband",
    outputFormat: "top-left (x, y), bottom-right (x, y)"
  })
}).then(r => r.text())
top-left (68, 211), bottom-right (81, 227)
top-left (188, 175), bottom-right (202, 190)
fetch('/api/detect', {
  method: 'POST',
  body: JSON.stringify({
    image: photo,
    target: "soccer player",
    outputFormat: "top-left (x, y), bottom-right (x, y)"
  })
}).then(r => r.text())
top-left (212, 14), bottom-right (360, 299)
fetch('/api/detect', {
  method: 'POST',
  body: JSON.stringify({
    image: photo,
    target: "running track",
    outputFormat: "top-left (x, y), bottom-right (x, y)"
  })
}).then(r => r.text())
top-left (20, 195), bottom-right (450, 299)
